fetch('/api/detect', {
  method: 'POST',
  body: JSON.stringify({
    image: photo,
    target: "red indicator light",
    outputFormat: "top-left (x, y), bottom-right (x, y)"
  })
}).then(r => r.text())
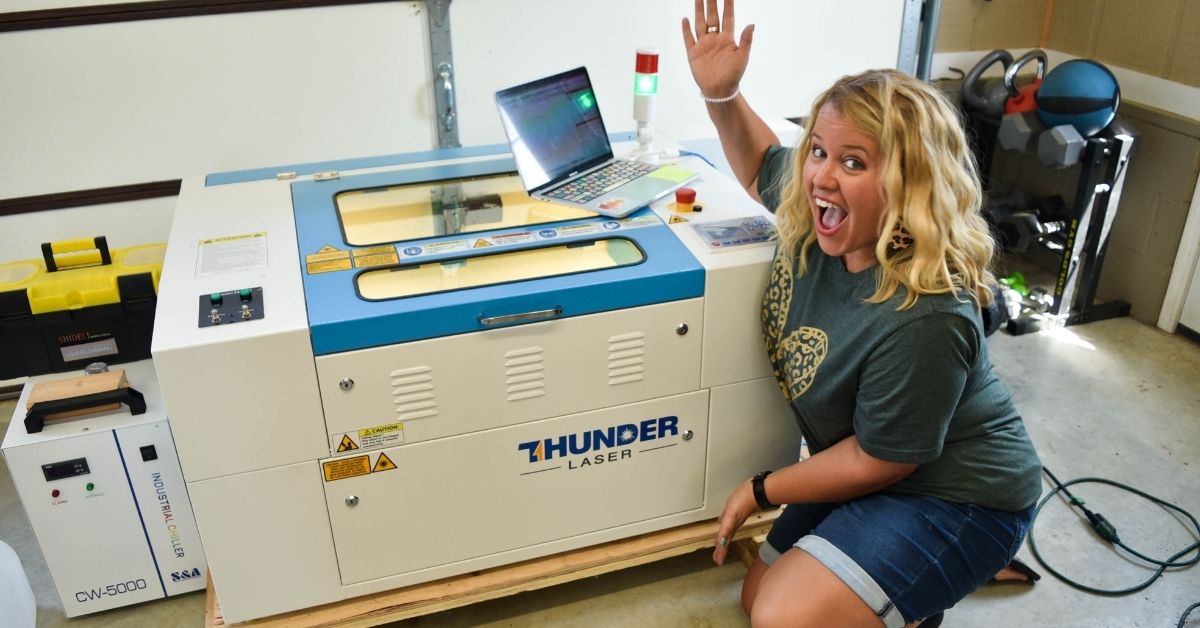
top-left (635, 50), bottom-right (659, 74)
top-left (51, 489), bottom-right (60, 498)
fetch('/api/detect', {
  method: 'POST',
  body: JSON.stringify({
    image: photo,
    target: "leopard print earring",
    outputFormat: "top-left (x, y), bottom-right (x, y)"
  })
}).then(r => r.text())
top-left (889, 223), bottom-right (914, 251)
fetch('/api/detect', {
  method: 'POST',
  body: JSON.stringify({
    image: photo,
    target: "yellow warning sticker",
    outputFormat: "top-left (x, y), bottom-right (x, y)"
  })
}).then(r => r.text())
top-left (358, 422), bottom-right (405, 449)
top-left (353, 253), bottom-right (399, 268)
top-left (353, 245), bottom-right (396, 257)
top-left (473, 239), bottom-right (494, 248)
top-left (306, 258), bottom-right (353, 274)
top-left (669, 214), bottom-right (690, 224)
top-left (306, 249), bottom-right (350, 263)
top-left (315, 244), bottom-right (340, 253)
top-left (323, 455), bottom-right (371, 482)
top-left (372, 452), bottom-right (397, 473)
top-left (336, 434), bottom-right (359, 452)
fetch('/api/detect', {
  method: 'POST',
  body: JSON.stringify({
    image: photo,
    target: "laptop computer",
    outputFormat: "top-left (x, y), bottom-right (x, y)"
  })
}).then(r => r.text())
top-left (494, 66), bottom-right (696, 219)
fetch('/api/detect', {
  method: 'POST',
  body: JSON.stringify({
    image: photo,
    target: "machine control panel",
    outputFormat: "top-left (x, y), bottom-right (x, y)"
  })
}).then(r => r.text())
top-left (198, 286), bottom-right (264, 327)
top-left (42, 457), bottom-right (90, 481)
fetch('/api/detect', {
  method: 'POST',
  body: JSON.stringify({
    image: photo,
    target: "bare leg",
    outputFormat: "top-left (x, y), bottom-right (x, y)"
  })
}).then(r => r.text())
top-left (749, 548), bottom-right (883, 628)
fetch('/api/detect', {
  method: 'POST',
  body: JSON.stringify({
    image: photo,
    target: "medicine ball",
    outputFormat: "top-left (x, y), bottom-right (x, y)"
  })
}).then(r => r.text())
top-left (1035, 59), bottom-right (1120, 137)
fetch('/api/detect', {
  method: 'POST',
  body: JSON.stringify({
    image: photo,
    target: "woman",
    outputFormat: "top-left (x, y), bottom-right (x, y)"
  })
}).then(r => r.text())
top-left (682, 2), bottom-right (1043, 627)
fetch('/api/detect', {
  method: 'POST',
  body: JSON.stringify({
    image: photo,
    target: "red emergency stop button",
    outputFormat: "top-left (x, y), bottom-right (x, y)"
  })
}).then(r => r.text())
top-left (51, 489), bottom-right (60, 498)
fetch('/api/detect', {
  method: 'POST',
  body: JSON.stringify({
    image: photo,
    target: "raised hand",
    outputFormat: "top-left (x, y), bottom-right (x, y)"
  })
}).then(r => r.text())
top-left (681, 0), bottom-right (755, 101)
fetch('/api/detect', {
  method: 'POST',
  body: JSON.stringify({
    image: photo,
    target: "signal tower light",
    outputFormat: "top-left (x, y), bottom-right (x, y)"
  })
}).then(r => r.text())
top-left (632, 47), bottom-right (660, 164)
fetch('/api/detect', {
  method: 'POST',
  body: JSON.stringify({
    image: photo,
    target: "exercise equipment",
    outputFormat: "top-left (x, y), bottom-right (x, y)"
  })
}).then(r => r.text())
top-left (1003, 118), bottom-right (1139, 335)
top-left (1038, 123), bottom-right (1087, 168)
top-left (998, 111), bottom-right (1043, 152)
top-left (962, 49), bottom-right (1014, 121)
top-left (1036, 59), bottom-right (1120, 137)
top-left (1003, 49), bottom-right (1047, 114)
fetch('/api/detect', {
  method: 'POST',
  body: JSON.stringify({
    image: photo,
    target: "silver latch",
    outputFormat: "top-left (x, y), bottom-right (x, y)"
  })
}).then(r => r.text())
top-left (275, 171), bottom-right (297, 180)
top-left (314, 171), bottom-right (340, 181)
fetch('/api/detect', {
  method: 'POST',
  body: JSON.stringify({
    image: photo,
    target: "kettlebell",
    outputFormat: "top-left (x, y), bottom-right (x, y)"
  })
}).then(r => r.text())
top-left (1004, 49), bottom-right (1047, 114)
top-left (962, 49), bottom-right (1013, 121)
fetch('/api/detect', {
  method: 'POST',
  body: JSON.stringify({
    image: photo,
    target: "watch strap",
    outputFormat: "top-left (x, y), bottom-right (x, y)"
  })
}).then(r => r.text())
top-left (752, 470), bottom-right (778, 510)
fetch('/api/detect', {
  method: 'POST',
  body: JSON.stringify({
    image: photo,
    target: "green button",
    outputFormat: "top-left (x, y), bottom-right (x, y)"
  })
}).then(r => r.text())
top-left (239, 288), bottom-right (252, 301)
top-left (86, 482), bottom-right (95, 491)
top-left (209, 292), bottom-right (223, 306)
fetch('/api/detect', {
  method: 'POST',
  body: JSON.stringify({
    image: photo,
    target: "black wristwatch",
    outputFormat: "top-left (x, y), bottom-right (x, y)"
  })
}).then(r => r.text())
top-left (752, 470), bottom-right (779, 510)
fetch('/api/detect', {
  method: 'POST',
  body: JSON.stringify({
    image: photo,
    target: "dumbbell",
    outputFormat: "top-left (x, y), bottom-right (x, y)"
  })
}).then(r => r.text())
top-left (998, 111), bottom-right (1043, 152)
top-left (998, 210), bottom-right (1068, 252)
top-left (1037, 124), bottom-right (1087, 168)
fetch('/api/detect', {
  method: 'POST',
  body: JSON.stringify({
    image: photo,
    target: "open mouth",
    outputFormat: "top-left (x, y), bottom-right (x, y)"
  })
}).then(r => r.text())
top-left (814, 197), bottom-right (847, 234)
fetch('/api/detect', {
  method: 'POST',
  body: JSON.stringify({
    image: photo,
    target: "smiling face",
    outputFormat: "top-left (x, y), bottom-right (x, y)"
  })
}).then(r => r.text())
top-left (803, 103), bottom-right (887, 273)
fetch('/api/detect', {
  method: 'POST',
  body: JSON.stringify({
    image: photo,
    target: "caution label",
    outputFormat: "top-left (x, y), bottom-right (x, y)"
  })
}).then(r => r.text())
top-left (336, 434), bottom-right (359, 452)
top-left (669, 214), bottom-right (690, 224)
top-left (323, 455), bottom-right (371, 482)
top-left (358, 422), bottom-right (404, 449)
top-left (473, 238), bottom-right (494, 248)
top-left (372, 452), bottom-right (397, 473)
top-left (353, 253), bottom-right (399, 268)
top-left (354, 245), bottom-right (396, 257)
top-left (306, 246), bottom-right (350, 263)
top-left (307, 258), bottom-right (353, 274)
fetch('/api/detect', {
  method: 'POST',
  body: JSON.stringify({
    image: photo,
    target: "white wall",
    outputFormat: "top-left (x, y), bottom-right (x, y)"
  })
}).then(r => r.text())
top-left (0, 0), bottom-right (904, 263)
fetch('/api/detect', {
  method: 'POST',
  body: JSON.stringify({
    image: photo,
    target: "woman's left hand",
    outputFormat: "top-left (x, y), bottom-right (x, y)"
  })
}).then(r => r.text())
top-left (712, 479), bottom-right (758, 565)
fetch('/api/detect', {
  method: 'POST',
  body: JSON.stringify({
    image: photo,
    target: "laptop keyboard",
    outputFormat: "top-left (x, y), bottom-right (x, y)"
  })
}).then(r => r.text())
top-left (543, 161), bottom-right (655, 203)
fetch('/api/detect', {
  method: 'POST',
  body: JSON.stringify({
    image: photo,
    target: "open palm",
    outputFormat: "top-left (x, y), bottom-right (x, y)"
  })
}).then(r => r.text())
top-left (682, 0), bottom-right (755, 99)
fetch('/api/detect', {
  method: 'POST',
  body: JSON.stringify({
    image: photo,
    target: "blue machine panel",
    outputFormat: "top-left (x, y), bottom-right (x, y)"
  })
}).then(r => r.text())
top-left (291, 158), bottom-right (704, 355)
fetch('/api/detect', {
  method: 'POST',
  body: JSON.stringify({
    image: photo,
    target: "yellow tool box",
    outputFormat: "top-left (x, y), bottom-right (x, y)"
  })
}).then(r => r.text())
top-left (0, 237), bottom-right (164, 379)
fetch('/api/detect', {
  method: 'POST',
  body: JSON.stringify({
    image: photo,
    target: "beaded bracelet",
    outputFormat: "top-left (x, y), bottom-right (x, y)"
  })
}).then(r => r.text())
top-left (701, 87), bottom-right (740, 104)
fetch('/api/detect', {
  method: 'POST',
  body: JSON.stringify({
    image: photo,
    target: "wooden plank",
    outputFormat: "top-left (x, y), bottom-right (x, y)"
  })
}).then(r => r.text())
top-left (26, 369), bottom-right (127, 420)
top-left (208, 511), bottom-right (781, 627)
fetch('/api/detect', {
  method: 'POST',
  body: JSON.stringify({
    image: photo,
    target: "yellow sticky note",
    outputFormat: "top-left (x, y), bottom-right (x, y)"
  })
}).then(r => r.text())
top-left (649, 165), bottom-right (696, 183)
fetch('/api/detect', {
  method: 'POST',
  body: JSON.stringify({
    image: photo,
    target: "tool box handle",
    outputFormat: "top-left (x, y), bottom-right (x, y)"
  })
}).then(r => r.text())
top-left (23, 386), bottom-right (146, 434)
top-left (41, 236), bottom-right (112, 272)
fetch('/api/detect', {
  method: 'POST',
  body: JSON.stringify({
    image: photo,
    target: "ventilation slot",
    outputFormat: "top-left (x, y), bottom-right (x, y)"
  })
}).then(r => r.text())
top-left (391, 365), bottom-right (437, 420)
top-left (608, 332), bottom-right (646, 385)
top-left (505, 346), bottom-right (545, 401)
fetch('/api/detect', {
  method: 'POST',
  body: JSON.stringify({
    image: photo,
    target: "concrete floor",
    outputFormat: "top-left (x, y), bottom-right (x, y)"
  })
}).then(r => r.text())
top-left (2, 316), bottom-right (1198, 627)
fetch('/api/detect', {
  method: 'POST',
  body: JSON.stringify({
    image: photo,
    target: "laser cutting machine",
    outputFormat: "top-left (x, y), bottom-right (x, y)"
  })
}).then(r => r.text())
top-left (151, 140), bottom-right (801, 622)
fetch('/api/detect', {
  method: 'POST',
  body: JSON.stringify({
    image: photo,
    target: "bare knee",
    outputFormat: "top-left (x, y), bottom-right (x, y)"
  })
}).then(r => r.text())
top-left (741, 557), bottom-right (769, 616)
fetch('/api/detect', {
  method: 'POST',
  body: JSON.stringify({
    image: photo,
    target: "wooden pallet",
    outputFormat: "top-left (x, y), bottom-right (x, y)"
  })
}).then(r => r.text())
top-left (206, 511), bottom-right (778, 627)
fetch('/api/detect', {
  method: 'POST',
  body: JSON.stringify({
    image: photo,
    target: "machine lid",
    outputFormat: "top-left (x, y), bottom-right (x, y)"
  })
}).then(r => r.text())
top-left (291, 159), bottom-right (704, 355)
top-left (336, 172), bottom-right (593, 246)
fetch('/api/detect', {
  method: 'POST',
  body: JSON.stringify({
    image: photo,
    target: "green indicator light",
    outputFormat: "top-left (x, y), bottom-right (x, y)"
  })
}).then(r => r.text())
top-left (86, 482), bottom-right (95, 491)
top-left (634, 74), bottom-right (658, 95)
top-left (575, 90), bottom-right (595, 109)
top-left (239, 288), bottom-right (252, 301)
top-left (209, 292), bottom-right (222, 306)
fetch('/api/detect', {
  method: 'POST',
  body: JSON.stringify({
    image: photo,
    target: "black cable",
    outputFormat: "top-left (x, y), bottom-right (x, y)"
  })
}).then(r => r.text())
top-left (1179, 602), bottom-right (1199, 628)
top-left (1029, 467), bottom-right (1200, 625)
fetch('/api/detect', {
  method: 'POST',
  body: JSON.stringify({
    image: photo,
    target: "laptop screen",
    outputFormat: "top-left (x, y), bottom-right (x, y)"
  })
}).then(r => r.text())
top-left (495, 67), bottom-right (613, 192)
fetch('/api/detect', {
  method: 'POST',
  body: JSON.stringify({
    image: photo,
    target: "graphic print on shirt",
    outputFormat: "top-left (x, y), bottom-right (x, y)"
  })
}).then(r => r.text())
top-left (762, 255), bottom-right (828, 399)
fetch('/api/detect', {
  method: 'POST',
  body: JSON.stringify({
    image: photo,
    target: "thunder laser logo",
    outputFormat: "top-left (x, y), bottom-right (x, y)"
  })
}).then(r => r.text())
top-left (517, 416), bottom-right (679, 464)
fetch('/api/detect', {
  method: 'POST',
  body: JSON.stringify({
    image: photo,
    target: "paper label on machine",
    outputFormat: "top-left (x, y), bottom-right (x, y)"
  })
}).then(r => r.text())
top-left (516, 415), bottom-right (680, 475)
top-left (197, 232), bottom-right (268, 276)
top-left (330, 421), bottom-right (405, 455)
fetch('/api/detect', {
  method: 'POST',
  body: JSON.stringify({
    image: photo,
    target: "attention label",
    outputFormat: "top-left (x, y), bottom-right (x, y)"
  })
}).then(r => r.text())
top-left (197, 232), bottom-right (268, 276)
top-left (323, 455), bottom-right (371, 481)
top-left (358, 422), bottom-right (404, 449)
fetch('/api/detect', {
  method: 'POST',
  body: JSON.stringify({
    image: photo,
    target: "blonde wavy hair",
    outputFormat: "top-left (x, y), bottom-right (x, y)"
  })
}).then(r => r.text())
top-left (772, 69), bottom-right (996, 308)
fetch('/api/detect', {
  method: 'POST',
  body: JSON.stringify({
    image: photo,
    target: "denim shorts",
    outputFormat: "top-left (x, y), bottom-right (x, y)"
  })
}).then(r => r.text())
top-left (759, 492), bottom-right (1034, 627)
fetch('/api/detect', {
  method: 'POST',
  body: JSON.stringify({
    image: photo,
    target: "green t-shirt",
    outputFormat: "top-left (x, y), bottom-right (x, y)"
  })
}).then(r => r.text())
top-left (758, 145), bottom-right (1042, 511)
